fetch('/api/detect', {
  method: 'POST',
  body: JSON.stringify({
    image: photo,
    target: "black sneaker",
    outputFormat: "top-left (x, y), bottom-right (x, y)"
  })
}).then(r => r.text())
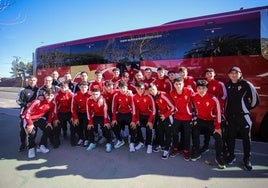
top-left (19, 144), bottom-right (26, 152)
top-left (191, 153), bottom-right (201, 161)
top-left (215, 157), bottom-right (226, 169)
top-left (153, 145), bottom-right (161, 152)
top-left (244, 159), bottom-right (253, 171)
top-left (227, 155), bottom-right (236, 165)
top-left (200, 145), bottom-right (209, 154)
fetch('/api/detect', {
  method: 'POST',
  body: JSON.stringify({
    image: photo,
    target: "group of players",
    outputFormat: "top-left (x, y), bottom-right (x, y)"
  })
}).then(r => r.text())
top-left (16, 64), bottom-right (259, 171)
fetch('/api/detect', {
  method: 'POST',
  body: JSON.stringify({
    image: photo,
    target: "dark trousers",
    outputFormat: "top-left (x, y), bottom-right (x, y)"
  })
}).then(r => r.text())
top-left (77, 112), bottom-right (88, 140)
top-left (192, 119), bottom-right (223, 158)
top-left (172, 119), bottom-right (191, 151)
top-left (53, 112), bottom-right (75, 142)
top-left (26, 118), bottom-right (52, 149)
top-left (88, 116), bottom-right (112, 143)
top-left (19, 117), bottom-right (26, 146)
top-left (157, 116), bottom-right (173, 151)
top-left (138, 115), bottom-right (153, 146)
top-left (227, 114), bottom-right (252, 160)
top-left (112, 112), bottom-right (136, 142)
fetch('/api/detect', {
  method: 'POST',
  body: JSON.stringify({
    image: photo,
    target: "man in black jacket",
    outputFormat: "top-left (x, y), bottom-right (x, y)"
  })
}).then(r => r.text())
top-left (16, 76), bottom-right (39, 152)
top-left (225, 67), bottom-right (260, 171)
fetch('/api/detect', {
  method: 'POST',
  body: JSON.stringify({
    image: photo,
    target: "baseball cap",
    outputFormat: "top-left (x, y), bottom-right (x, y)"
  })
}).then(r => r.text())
top-left (228, 66), bottom-right (241, 73)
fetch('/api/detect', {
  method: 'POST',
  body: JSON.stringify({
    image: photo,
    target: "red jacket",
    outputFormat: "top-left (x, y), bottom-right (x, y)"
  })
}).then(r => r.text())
top-left (192, 92), bottom-right (221, 129)
top-left (153, 91), bottom-right (175, 119)
top-left (89, 81), bottom-right (104, 93)
top-left (170, 87), bottom-right (194, 121)
top-left (71, 91), bottom-right (90, 119)
top-left (54, 90), bottom-right (74, 119)
top-left (152, 77), bottom-right (172, 93)
top-left (22, 99), bottom-right (54, 125)
top-left (86, 96), bottom-right (109, 124)
top-left (184, 76), bottom-right (196, 91)
top-left (133, 93), bottom-right (156, 123)
top-left (112, 92), bottom-right (135, 121)
top-left (207, 79), bottom-right (227, 112)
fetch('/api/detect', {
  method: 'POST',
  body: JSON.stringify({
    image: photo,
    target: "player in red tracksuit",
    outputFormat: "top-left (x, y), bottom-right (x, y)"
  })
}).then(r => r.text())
top-left (152, 67), bottom-right (172, 93)
top-left (178, 67), bottom-right (196, 91)
top-left (71, 81), bottom-right (90, 147)
top-left (148, 83), bottom-right (175, 160)
top-left (22, 88), bottom-right (55, 159)
top-left (133, 82), bottom-right (156, 154)
top-left (86, 88), bottom-right (112, 152)
top-left (191, 80), bottom-right (226, 169)
top-left (111, 68), bottom-right (121, 89)
top-left (201, 68), bottom-right (228, 153)
top-left (89, 70), bottom-right (105, 93)
top-left (53, 82), bottom-right (75, 147)
top-left (169, 77), bottom-right (194, 161)
top-left (111, 81), bottom-right (136, 151)
top-left (143, 67), bottom-right (156, 87)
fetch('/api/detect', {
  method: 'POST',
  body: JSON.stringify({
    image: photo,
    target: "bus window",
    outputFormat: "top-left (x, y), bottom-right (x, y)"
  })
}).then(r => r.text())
top-left (261, 9), bottom-right (268, 60)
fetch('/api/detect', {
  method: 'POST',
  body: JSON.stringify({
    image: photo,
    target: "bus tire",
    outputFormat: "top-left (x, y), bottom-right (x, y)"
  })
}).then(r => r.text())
top-left (259, 112), bottom-right (268, 142)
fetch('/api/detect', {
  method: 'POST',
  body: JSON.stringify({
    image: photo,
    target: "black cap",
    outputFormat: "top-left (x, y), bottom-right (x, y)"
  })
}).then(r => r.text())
top-left (228, 66), bottom-right (241, 73)
top-left (204, 68), bottom-right (215, 73)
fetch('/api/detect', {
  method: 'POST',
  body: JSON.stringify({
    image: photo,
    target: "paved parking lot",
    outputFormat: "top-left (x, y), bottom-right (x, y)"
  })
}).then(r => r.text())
top-left (0, 92), bottom-right (267, 188)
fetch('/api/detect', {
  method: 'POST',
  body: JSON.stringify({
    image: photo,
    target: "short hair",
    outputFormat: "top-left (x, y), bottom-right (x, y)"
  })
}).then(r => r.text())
top-left (173, 77), bottom-right (184, 83)
top-left (118, 81), bottom-right (128, 88)
top-left (144, 68), bottom-right (152, 72)
top-left (157, 67), bottom-right (164, 71)
top-left (148, 83), bottom-right (157, 89)
top-left (104, 80), bottom-right (114, 87)
top-left (168, 70), bottom-right (175, 75)
top-left (178, 67), bottom-right (187, 72)
top-left (136, 82), bottom-right (145, 88)
top-left (196, 80), bottom-right (208, 88)
top-left (79, 81), bottom-right (88, 86)
top-left (80, 71), bottom-right (88, 75)
top-left (122, 71), bottom-right (129, 78)
top-left (112, 68), bottom-right (120, 72)
top-left (59, 81), bottom-right (69, 87)
top-left (91, 88), bottom-right (100, 93)
top-left (95, 70), bottom-right (102, 75)
top-left (44, 88), bottom-right (55, 95)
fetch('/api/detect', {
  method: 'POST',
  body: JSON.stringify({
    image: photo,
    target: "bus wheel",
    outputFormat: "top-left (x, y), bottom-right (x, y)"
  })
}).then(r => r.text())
top-left (260, 113), bottom-right (268, 142)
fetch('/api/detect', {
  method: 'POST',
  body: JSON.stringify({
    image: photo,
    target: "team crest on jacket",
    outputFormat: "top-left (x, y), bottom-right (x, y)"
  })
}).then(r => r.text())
top-left (238, 85), bottom-right (242, 91)
top-left (144, 99), bottom-right (147, 102)
top-left (184, 96), bottom-right (188, 100)
top-left (159, 99), bottom-right (163, 103)
top-left (213, 86), bottom-right (216, 91)
top-left (206, 102), bottom-right (210, 106)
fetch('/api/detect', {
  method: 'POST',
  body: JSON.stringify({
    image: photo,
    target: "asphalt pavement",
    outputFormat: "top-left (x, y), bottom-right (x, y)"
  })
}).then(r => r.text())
top-left (0, 91), bottom-right (267, 188)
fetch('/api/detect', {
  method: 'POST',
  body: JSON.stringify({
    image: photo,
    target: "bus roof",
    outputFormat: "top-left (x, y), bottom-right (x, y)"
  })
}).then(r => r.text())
top-left (36, 6), bottom-right (268, 51)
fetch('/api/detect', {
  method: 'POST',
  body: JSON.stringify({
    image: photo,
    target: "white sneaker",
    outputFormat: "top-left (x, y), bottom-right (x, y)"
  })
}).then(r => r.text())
top-left (129, 143), bottom-right (135, 152)
top-left (162, 150), bottom-right (169, 160)
top-left (77, 139), bottom-right (83, 146)
top-left (147, 145), bottom-right (153, 154)
top-left (37, 145), bottom-right (49, 153)
top-left (83, 140), bottom-right (89, 147)
top-left (135, 142), bottom-right (145, 150)
top-left (114, 140), bottom-right (125, 149)
top-left (28, 148), bottom-right (35, 158)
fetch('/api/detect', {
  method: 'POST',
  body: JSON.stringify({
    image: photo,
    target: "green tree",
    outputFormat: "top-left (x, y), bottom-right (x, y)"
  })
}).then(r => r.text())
top-left (10, 56), bottom-right (33, 77)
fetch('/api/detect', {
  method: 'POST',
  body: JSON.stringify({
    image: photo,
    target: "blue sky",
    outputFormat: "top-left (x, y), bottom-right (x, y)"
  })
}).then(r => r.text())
top-left (0, 0), bottom-right (267, 77)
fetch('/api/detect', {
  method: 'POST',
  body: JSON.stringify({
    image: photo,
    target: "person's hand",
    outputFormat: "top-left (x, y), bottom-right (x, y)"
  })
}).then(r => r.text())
top-left (147, 122), bottom-right (153, 129)
top-left (87, 124), bottom-right (94, 130)
top-left (26, 124), bottom-right (34, 133)
top-left (130, 121), bottom-right (136, 129)
top-left (213, 128), bottom-right (222, 137)
top-left (160, 114), bottom-right (165, 121)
